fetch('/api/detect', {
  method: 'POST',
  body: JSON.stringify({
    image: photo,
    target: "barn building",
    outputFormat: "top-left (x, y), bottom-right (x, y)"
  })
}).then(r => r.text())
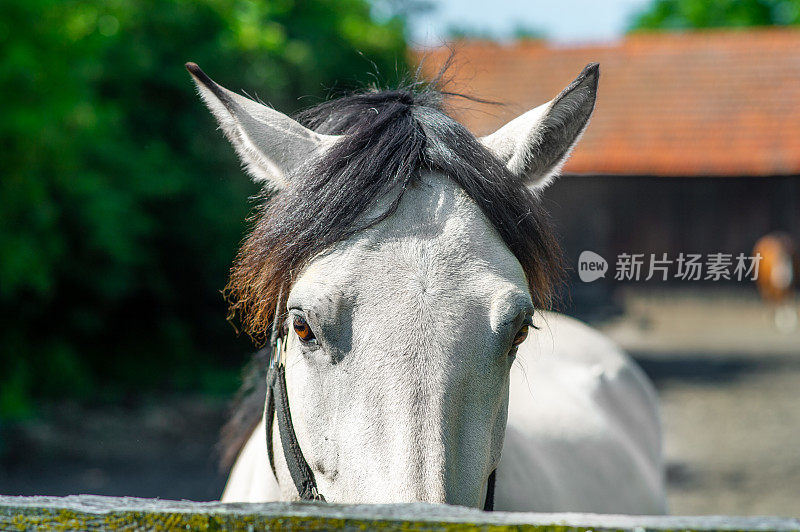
top-left (418, 29), bottom-right (800, 317)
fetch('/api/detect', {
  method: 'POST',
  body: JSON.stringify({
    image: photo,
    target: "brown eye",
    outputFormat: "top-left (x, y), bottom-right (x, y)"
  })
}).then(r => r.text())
top-left (293, 315), bottom-right (315, 343)
top-left (512, 324), bottom-right (529, 348)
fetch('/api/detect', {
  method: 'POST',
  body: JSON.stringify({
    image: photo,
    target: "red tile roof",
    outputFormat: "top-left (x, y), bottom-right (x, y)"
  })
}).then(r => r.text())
top-left (416, 29), bottom-right (800, 176)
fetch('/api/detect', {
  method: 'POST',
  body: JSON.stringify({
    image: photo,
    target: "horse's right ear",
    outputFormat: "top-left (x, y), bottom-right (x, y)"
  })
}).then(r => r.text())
top-left (185, 62), bottom-right (340, 190)
top-left (480, 63), bottom-right (599, 191)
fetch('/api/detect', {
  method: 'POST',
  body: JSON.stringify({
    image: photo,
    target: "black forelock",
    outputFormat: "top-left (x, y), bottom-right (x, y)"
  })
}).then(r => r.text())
top-left (225, 79), bottom-right (563, 345)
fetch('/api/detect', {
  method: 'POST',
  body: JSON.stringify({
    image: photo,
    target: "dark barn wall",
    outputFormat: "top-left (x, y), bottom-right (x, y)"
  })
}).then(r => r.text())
top-left (543, 174), bottom-right (800, 318)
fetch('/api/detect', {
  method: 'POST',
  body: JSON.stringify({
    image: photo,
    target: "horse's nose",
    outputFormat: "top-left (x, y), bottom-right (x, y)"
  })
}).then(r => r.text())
top-left (372, 434), bottom-right (450, 504)
top-left (370, 395), bottom-right (485, 506)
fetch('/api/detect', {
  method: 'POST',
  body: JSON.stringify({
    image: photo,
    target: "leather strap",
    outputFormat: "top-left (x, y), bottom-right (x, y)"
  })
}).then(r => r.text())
top-left (483, 468), bottom-right (497, 511)
top-left (264, 370), bottom-right (277, 480)
top-left (265, 291), bottom-right (324, 501)
top-left (268, 362), bottom-right (324, 501)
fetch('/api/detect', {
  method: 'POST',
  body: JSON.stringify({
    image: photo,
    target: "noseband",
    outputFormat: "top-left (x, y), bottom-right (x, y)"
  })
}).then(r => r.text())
top-left (264, 292), bottom-right (497, 509)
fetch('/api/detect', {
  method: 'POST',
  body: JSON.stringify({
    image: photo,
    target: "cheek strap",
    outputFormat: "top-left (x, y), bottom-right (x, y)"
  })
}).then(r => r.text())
top-left (265, 290), bottom-right (324, 501)
top-left (484, 468), bottom-right (497, 511)
top-left (266, 354), bottom-right (324, 501)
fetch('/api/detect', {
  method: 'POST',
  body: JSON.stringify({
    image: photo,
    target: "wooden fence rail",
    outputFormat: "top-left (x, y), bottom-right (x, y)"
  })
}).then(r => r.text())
top-left (1, 495), bottom-right (798, 531)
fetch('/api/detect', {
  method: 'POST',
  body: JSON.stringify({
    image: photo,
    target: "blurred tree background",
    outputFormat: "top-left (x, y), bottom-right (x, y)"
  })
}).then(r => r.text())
top-left (630, 0), bottom-right (800, 29)
top-left (0, 0), bottom-right (409, 419)
top-left (6, 0), bottom-right (795, 422)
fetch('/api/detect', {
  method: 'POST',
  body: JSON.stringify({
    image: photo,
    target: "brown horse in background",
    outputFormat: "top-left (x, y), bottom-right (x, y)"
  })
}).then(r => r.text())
top-left (754, 232), bottom-right (799, 331)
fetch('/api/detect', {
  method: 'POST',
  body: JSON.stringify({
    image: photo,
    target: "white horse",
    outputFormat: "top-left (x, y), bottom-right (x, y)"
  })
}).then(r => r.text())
top-left (186, 61), bottom-right (667, 513)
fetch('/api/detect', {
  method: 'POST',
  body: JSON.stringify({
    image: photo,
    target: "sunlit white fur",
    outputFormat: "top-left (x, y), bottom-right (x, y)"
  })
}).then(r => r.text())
top-left (190, 63), bottom-right (667, 513)
top-left (220, 173), bottom-right (666, 512)
top-left (224, 307), bottom-right (666, 512)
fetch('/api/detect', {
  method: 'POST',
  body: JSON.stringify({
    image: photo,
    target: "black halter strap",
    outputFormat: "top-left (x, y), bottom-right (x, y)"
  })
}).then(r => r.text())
top-left (265, 291), bottom-right (324, 501)
top-left (265, 292), bottom-right (497, 508)
top-left (483, 468), bottom-right (497, 511)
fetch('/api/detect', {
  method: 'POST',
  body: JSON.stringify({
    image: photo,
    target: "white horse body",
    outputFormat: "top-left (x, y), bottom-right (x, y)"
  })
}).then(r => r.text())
top-left (499, 312), bottom-right (665, 513)
top-left (222, 310), bottom-right (666, 513)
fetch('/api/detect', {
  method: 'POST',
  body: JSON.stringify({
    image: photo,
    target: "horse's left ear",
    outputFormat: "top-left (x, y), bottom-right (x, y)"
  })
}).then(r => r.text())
top-left (480, 63), bottom-right (599, 190)
top-left (185, 62), bottom-right (340, 190)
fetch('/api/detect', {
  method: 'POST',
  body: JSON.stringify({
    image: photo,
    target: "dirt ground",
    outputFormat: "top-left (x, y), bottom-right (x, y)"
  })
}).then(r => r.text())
top-left (600, 289), bottom-right (800, 516)
top-left (1, 288), bottom-right (798, 516)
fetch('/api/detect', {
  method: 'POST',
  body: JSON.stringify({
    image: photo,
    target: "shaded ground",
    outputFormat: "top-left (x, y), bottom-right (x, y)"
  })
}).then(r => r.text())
top-left (656, 357), bottom-right (800, 516)
top-left (601, 289), bottom-right (800, 517)
top-left (1, 289), bottom-right (798, 516)
top-left (0, 396), bottom-right (229, 501)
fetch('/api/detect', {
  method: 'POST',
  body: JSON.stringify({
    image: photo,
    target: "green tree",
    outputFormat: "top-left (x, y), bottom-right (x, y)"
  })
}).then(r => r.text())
top-left (630, 0), bottom-right (800, 30)
top-left (445, 24), bottom-right (546, 41)
top-left (0, 0), bottom-right (409, 418)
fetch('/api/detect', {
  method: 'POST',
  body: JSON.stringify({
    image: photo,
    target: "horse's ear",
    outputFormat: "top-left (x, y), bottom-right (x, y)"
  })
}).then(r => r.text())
top-left (186, 62), bottom-right (339, 190)
top-left (480, 63), bottom-right (599, 190)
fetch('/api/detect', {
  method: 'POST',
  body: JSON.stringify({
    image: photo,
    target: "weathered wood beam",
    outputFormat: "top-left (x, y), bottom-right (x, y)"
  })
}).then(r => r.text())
top-left (1, 495), bottom-right (798, 531)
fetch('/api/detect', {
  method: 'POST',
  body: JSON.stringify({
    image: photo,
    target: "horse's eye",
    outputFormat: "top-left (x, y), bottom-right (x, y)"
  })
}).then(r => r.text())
top-left (293, 315), bottom-right (315, 343)
top-left (512, 324), bottom-right (529, 348)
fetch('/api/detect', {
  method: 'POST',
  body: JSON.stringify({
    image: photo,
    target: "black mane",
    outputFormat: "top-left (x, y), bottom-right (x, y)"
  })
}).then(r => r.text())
top-left (220, 78), bottom-right (563, 469)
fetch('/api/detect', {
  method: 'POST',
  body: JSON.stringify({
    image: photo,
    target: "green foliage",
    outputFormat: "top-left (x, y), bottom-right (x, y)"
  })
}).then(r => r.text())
top-left (0, 0), bottom-right (409, 419)
top-left (510, 25), bottom-right (547, 41)
top-left (630, 0), bottom-right (800, 30)
top-left (446, 24), bottom-right (546, 42)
